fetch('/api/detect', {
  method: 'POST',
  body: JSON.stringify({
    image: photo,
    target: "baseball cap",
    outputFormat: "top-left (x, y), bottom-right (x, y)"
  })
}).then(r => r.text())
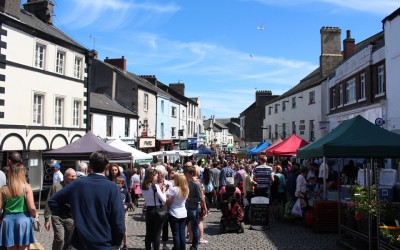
top-left (52, 163), bottom-right (61, 169)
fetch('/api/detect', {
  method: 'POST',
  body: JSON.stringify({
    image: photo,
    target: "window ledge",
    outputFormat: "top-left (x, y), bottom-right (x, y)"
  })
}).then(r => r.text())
top-left (358, 98), bottom-right (366, 102)
top-left (375, 92), bottom-right (385, 98)
top-left (344, 100), bottom-right (356, 106)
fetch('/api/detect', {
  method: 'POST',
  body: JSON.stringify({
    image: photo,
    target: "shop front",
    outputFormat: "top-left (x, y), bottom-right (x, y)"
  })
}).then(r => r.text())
top-left (157, 140), bottom-right (174, 151)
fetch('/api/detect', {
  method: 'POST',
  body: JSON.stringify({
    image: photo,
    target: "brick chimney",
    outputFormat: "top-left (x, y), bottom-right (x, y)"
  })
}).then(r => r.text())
top-left (23, 0), bottom-right (54, 24)
top-left (104, 56), bottom-right (126, 71)
top-left (255, 90), bottom-right (272, 107)
top-left (343, 30), bottom-right (355, 60)
top-left (320, 27), bottom-right (343, 76)
top-left (169, 83), bottom-right (185, 96)
top-left (0, 0), bottom-right (21, 19)
top-left (140, 75), bottom-right (157, 86)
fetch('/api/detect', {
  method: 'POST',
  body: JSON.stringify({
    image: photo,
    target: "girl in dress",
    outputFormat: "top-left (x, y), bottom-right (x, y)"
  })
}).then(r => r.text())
top-left (0, 163), bottom-right (38, 249)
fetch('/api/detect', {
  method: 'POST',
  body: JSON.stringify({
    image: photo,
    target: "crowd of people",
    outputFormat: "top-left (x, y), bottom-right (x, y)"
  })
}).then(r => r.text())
top-left (0, 150), bottom-right (344, 250)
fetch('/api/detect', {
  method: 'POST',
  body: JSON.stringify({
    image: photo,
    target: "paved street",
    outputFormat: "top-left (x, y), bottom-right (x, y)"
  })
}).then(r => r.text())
top-left (34, 198), bottom-right (344, 250)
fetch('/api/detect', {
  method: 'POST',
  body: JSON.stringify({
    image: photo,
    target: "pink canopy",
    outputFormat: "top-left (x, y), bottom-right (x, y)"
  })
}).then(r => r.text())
top-left (259, 138), bottom-right (283, 155)
top-left (265, 134), bottom-right (309, 157)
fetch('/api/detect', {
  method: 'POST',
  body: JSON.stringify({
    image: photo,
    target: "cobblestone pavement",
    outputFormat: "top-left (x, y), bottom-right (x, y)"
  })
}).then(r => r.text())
top-left (34, 199), bottom-right (344, 250)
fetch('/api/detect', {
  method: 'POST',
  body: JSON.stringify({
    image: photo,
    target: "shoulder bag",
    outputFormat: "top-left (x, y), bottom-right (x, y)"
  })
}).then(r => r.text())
top-left (152, 184), bottom-right (167, 223)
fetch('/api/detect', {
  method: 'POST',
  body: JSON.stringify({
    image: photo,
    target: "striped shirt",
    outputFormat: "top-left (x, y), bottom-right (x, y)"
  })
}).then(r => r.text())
top-left (253, 165), bottom-right (273, 189)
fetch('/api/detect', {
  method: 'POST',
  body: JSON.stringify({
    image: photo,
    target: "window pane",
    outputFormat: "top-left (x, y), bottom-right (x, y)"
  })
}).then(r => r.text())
top-left (73, 101), bottom-right (80, 127)
top-left (35, 44), bottom-right (45, 69)
top-left (74, 58), bottom-right (82, 79)
top-left (33, 94), bottom-right (44, 125)
top-left (56, 51), bottom-right (65, 74)
top-left (54, 97), bottom-right (63, 126)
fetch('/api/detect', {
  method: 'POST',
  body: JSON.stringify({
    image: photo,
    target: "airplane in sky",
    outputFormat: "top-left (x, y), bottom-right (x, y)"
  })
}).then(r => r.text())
top-left (256, 25), bottom-right (264, 31)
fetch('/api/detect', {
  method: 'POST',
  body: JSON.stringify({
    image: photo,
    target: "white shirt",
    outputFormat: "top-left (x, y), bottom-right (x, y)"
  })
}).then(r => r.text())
top-left (168, 186), bottom-right (187, 219)
top-left (53, 170), bottom-right (63, 184)
top-left (295, 174), bottom-right (307, 197)
top-left (141, 184), bottom-right (166, 206)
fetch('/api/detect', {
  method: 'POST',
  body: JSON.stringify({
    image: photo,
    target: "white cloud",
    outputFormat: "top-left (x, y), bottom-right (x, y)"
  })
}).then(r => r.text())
top-left (249, 0), bottom-right (398, 15)
top-left (57, 0), bottom-right (180, 29)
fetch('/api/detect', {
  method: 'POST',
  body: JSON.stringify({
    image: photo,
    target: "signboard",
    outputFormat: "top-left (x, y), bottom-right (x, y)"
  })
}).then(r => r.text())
top-left (139, 137), bottom-right (156, 149)
top-left (250, 196), bottom-right (270, 230)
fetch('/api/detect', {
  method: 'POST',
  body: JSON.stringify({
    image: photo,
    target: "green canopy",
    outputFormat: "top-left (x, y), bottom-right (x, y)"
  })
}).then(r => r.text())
top-left (297, 115), bottom-right (400, 158)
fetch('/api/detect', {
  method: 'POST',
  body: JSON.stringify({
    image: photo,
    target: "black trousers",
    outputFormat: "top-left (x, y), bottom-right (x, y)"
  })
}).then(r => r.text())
top-left (145, 206), bottom-right (165, 250)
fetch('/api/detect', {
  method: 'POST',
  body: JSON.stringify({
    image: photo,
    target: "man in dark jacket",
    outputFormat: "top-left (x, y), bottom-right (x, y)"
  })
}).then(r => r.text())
top-left (48, 151), bottom-right (125, 250)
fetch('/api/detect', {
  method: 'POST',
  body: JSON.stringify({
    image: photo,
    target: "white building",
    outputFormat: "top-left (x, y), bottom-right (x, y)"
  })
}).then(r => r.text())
top-left (327, 30), bottom-right (385, 129)
top-left (263, 27), bottom-right (343, 143)
top-left (0, 0), bottom-right (91, 191)
top-left (383, 8), bottom-right (400, 133)
top-left (90, 93), bottom-right (138, 144)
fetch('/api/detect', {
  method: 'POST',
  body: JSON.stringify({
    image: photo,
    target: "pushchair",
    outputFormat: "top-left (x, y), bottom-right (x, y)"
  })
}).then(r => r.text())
top-left (219, 184), bottom-right (245, 234)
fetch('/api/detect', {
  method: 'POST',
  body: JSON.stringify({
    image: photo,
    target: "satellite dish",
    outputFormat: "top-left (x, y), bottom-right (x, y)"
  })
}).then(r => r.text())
top-left (375, 118), bottom-right (385, 126)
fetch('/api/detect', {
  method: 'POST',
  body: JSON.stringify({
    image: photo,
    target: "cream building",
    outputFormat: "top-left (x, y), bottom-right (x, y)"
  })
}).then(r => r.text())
top-left (0, 0), bottom-right (91, 191)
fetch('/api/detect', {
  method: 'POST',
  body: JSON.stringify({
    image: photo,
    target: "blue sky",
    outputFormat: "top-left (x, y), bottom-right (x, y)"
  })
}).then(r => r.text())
top-left (41, 0), bottom-right (398, 119)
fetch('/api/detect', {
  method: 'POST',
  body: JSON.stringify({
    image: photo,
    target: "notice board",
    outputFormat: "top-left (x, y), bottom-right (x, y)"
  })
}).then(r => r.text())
top-left (250, 196), bottom-right (269, 230)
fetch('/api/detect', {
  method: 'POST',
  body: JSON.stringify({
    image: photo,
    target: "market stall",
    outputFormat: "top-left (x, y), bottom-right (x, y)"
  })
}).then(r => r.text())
top-left (109, 138), bottom-right (153, 165)
top-left (265, 134), bottom-right (308, 157)
top-left (297, 115), bottom-right (400, 250)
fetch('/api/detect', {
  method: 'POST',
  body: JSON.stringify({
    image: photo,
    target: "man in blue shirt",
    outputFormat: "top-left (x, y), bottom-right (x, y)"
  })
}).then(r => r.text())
top-left (219, 160), bottom-right (234, 188)
top-left (48, 151), bottom-right (125, 250)
top-left (253, 156), bottom-right (274, 197)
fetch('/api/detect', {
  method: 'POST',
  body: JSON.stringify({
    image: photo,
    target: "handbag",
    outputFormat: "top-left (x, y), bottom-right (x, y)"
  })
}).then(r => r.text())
top-left (152, 185), bottom-right (167, 223)
top-left (32, 216), bottom-right (41, 232)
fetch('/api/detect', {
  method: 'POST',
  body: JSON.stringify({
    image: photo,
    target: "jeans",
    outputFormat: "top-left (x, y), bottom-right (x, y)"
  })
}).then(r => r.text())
top-left (244, 191), bottom-right (254, 223)
top-left (51, 215), bottom-right (74, 250)
top-left (186, 208), bottom-right (200, 250)
top-left (168, 215), bottom-right (186, 250)
top-left (145, 207), bottom-right (164, 250)
top-left (162, 216), bottom-right (169, 243)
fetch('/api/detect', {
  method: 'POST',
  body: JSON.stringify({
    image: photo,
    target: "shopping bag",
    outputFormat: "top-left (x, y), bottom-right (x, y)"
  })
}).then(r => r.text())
top-left (291, 198), bottom-right (303, 217)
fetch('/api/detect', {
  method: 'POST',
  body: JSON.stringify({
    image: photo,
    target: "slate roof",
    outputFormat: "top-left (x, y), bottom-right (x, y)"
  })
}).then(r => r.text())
top-left (19, 9), bottom-right (86, 49)
top-left (96, 59), bottom-right (182, 103)
top-left (0, 8), bottom-right (88, 52)
top-left (214, 121), bottom-right (228, 129)
top-left (90, 92), bottom-right (137, 117)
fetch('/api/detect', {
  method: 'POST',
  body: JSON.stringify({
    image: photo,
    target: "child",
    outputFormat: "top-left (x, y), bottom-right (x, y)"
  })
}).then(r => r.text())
top-left (116, 176), bottom-right (131, 250)
top-left (130, 167), bottom-right (141, 207)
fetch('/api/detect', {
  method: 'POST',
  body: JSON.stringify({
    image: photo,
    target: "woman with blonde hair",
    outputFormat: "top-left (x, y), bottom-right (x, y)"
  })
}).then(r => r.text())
top-left (166, 173), bottom-right (188, 250)
top-left (0, 163), bottom-right (38, 249)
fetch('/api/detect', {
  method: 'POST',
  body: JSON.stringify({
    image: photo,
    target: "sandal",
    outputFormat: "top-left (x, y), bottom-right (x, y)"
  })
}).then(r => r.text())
top-left (199, 240), bottom-right (209, 244)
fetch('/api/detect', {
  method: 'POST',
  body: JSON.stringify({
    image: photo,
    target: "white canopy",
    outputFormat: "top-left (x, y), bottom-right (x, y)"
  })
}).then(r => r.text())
top-left (109, 139), bottom-right (153, 164)
top-left (149, 150), bottom-right (196, 157)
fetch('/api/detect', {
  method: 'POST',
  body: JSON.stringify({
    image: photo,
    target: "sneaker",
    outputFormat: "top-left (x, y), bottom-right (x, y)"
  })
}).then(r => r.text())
top-left (199, 240), bottom-right (209, 244)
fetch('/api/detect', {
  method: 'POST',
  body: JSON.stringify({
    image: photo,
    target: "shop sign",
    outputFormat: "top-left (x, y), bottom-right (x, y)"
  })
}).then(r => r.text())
top-left (139, 138), bottom-right (155, 149)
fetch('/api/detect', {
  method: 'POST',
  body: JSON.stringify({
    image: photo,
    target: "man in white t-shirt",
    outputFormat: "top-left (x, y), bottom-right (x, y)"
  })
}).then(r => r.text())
top-left (52, 163), bottom-right (64, 184)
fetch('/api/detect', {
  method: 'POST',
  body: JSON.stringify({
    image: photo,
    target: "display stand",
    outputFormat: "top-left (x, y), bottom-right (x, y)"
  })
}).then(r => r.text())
top-left (250, 196), bottom-right (270, 230)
